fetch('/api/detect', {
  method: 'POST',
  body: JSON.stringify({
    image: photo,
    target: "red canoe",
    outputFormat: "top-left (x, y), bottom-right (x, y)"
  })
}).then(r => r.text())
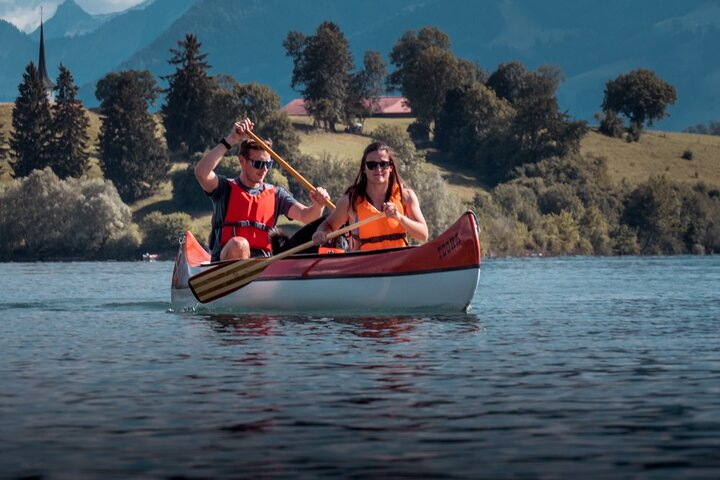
top-left (171, 211), bottom-right (482, 314)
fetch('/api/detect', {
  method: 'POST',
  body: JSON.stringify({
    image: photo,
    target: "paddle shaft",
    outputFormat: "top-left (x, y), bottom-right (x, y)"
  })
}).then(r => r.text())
top-left (189, 212), bottom-right (385, 302)
top-left (254, 211), bottom-right (385, 264)
top-left (244, 130), bottom-right (335, 210)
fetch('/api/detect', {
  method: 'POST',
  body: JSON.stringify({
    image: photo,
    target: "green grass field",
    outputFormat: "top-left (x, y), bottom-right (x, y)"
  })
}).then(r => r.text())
top-left (2, 103), bottom-right (719, 216)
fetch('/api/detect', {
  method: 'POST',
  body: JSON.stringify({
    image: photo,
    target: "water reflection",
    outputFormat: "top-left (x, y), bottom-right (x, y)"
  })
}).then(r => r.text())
top-left (202, 313), bottom-right (283, 337)
top-left (195, 312), bottom-right (483, 344)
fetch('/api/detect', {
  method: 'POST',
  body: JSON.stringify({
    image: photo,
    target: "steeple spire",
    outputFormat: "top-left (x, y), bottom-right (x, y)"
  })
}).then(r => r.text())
top-left (38, 6), bottom-right (55, 101)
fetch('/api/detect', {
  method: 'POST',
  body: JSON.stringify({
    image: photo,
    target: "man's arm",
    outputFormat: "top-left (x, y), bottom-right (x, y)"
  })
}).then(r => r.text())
top-left (194, 118), bottom-right (252, 193)
top-left (287, 187), bottom-right (331, 224)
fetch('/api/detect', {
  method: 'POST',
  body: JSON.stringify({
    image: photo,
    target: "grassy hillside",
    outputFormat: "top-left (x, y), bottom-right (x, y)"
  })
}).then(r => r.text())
top-left (289, 116), bottom-right (720, 203)
top-left (2, 102), bottom-right (720, 216)
top-left (581, 129), bottom-right (720, 186)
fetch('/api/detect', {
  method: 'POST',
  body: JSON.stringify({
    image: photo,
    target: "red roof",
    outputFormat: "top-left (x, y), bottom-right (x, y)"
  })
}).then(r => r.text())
top-left (369, 97), bottom-right (411, 115)
top-left (281, 97), bottom-right (411, 116)
top-left (280, 98), bottom-right (309, 115)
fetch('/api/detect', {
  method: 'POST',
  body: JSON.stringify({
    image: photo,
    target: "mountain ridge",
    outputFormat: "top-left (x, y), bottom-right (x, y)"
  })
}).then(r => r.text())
top-left (27, 0), bottom-right (117, 41)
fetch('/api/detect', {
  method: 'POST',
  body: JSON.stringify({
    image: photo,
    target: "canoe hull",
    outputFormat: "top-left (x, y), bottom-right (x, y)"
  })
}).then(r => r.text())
top-left (171, 211), bottom-right (481, 314)
top-left (172, 267), bottom-right (479, 313)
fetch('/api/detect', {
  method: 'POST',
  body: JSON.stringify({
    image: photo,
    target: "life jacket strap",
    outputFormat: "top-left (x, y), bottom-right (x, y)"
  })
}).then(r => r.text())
top-left (353, 232), bottom-right (408, 246)
top-left (217, 220), bottom-right (273, 241)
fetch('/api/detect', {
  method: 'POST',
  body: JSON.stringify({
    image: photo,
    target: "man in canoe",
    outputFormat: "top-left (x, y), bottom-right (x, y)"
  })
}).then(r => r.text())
top-left (311, 141), bottom-right (428, 251)
top-left (195, 118), bottom-right (331, 261)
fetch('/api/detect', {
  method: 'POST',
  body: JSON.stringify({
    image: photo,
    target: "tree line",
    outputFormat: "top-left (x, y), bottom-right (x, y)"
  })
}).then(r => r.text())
top-left (1, 24), bottom-right (718, 259)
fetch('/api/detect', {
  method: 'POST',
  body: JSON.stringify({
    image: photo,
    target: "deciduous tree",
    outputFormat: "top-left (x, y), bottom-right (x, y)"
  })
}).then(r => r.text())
top-left (486, 61), bottom-right (561, 104)
top-left (434, 82), bottom-right (513, 169)
top-left (231, 82), bottom-right (300, 160)
top-left (602, 68), bottom-right (677, 141)
top-left (388, 27), bottom-right (480, 135)
top-left (284, 22), bottom-right (353, 131)
top-left (345, 50), bottom-right (387, 126)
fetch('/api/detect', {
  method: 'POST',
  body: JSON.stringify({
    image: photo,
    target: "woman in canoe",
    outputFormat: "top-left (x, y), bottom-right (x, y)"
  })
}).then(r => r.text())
top-left (312, 141), bottom-right (428, 251)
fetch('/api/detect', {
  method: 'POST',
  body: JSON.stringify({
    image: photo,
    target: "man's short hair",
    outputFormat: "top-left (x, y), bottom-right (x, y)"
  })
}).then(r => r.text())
top-left (239, 137), bottom-right (272, 158)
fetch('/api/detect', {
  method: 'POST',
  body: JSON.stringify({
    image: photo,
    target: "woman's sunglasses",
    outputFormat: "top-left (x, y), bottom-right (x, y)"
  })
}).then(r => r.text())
top-left (365, 161), bottom-right (392, 171)
top-left (249, 159), bottom-right (273, 170)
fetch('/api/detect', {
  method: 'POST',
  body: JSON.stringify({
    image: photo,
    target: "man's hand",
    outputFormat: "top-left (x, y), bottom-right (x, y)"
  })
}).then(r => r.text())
top-left (309, 187), bottom-right (330, 208)
top-left (227, 118), bottom-right (254, 145)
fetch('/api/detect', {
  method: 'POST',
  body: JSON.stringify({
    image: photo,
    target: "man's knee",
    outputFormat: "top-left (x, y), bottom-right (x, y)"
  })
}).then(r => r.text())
top-left (220, 236), bottom-right (250, 260)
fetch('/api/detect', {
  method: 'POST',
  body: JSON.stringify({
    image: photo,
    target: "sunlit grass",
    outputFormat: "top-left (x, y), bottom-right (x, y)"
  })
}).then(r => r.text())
top-left (581, 129), bottom-right (720, 186)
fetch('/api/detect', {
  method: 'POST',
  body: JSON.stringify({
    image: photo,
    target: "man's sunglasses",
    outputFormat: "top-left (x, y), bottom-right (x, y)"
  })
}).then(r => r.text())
top-left (365, 161), bottom-right (392, 170)
top-left (249, 159), bottom-right (273, 170)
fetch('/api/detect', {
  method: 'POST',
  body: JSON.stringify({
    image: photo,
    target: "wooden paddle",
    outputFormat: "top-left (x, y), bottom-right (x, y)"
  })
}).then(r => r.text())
top-left (244, 130), bottom-right (335, 210)
top-left (189, 212), bottom-right (385, 303)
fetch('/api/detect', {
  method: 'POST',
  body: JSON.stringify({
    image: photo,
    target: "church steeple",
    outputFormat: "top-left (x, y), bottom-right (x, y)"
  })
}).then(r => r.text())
top-left (38, 7), bottom-right (55, 102)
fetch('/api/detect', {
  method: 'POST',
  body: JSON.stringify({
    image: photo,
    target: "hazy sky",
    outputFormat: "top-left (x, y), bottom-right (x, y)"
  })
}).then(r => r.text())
top-left (0, 0), bottom-right (147, 32)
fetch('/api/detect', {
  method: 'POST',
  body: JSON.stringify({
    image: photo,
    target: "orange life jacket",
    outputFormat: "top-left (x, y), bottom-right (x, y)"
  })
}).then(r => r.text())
top-left (352, 186), bottom-right (408, 251)
top-left (219, 180), bottom-right (276, 253)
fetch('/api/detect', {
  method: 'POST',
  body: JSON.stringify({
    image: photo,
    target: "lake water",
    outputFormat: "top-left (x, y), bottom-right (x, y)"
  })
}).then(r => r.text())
top-left (1, 256), bottom-right (719, 479)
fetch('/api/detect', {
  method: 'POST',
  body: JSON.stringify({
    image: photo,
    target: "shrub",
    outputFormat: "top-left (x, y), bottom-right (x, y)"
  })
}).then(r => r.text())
top-left (538, 184), bottom-right (583, 216)
top-left (613, 225), bottom-right (640, 255)
top-left (287, 152), bottom-right (357, 202)
top-left (141, 211), bottom-right (193, 253)
top-left (0, 167), bottom-right (135, 260)
top-left (492, 183), bottom-right (541, 228)
top-left (371, 123), bottom-right (424, 171)
top-left (596, 110), bottom-right (624, 138)
top-left (471, 192), bottom-right (531, 256)
top-left (681, 149), bottom-right (694, 160)
top-left (535, 211), bottom-right (586, 255)
top-left (405, 163), bottom-right (464, 239)
top-left (621, 176), bottom-right (683, 254)
top-left (579, 205), bottom-right (613, 255)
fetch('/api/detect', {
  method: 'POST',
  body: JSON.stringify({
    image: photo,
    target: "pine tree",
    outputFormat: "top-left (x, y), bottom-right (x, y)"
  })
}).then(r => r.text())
top-left (10, 62), bottom-right (53, 178)
top-left (49, 64), bottom-right (90, 179)
top-left (161, 34), bottom-right (214, 156)
top-left (96, 70), bottom-right (169, 202)
top-left (0, 124), bottom-right (8, 175)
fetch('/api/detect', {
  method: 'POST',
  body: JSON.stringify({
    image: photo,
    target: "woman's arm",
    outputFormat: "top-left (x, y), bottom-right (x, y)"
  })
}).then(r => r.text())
top-left (311, 194), bottom-right (352, 245)
top-left (386, 188), bottom-right (428, 242)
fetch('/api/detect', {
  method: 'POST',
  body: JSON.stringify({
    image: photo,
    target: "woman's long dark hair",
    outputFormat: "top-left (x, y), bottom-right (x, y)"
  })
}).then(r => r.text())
top-left (346, 142), bottom-right (405, 208)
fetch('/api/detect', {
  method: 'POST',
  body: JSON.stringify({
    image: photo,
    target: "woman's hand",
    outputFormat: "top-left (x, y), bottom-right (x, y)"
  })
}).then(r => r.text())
top-left (312, 222), bottom-right (330, 246)
top-left (383, 202), bottom-right (401, 220)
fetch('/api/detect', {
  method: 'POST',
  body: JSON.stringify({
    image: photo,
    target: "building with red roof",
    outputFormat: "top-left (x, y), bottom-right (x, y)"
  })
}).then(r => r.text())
top-left (281, 97), bottom-right (412, 117)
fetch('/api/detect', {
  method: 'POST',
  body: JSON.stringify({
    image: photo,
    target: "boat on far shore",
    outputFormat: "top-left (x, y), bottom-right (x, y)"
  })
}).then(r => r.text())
top-left (171, 211), bottom-right (482, 314)
top-left (142, 253), bottom-right (159, 262)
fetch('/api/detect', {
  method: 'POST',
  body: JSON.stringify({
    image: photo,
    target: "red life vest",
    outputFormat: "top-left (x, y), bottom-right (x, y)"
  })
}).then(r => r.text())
top-left (219, 180), bottom-right (276, 253)
top-left (352, 185), bottom-right (408, 251)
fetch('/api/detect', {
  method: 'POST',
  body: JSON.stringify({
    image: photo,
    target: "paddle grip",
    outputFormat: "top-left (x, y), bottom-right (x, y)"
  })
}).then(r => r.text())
top-left (245, 130), bottom-right (336, 210)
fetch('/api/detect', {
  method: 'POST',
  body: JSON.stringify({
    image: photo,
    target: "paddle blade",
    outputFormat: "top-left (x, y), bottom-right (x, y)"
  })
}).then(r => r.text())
top-left (189, 259), bottom-right (268, 303)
